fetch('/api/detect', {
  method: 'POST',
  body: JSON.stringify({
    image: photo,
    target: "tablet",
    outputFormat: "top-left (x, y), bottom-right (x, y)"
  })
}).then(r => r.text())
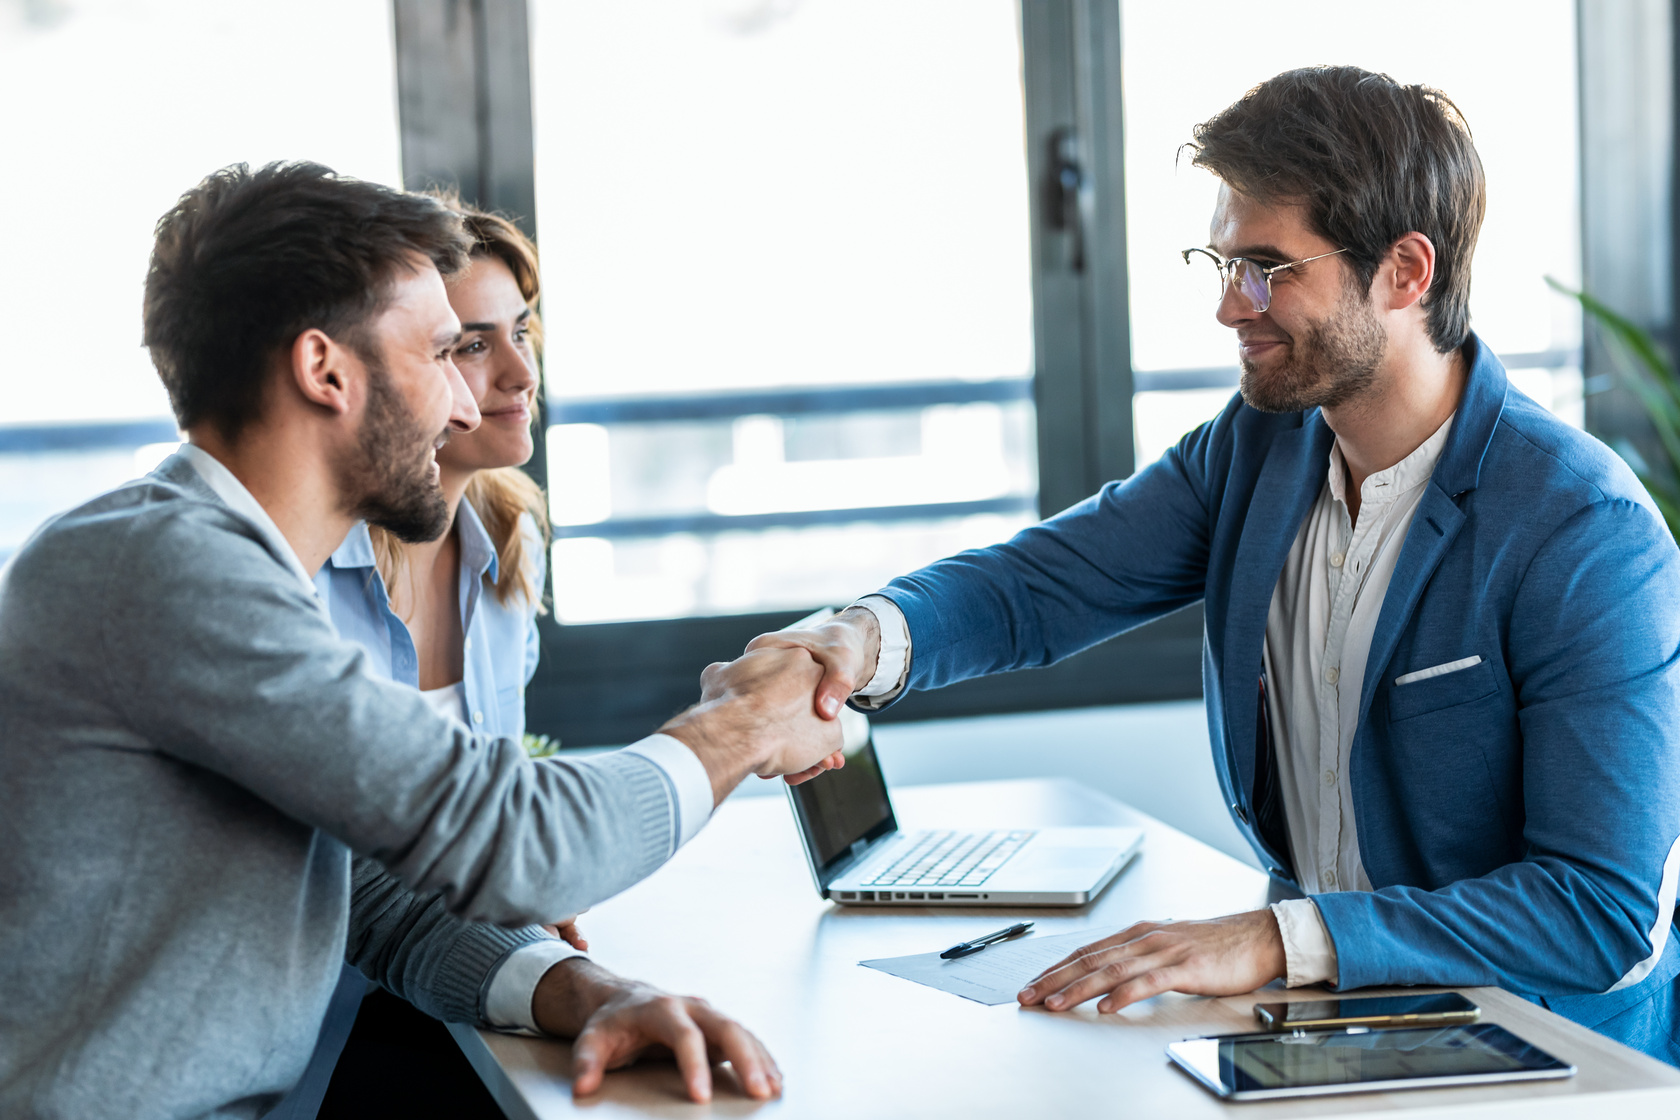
top-left (1167, 1022), bottom-right (1575, 1101)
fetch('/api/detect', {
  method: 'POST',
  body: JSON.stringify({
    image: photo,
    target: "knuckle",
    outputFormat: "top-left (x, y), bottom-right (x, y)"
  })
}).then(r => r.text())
top-left (1139, 968), bottom-right (1171, 992)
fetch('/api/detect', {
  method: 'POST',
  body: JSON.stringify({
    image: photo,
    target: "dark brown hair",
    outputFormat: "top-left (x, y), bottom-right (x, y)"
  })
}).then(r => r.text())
top-left (143, 161), bottom-right (472, 439)
top-left (1186, 66), bottom-right (1486, 353)
top-left (370, 197), bottom-right (551, 610)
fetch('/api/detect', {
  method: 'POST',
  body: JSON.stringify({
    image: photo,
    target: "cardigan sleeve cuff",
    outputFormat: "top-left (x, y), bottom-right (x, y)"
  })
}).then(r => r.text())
top-left (623, 734), bottom-right (714, 849)
top-left (483, 939), bottom-right (586, 1035)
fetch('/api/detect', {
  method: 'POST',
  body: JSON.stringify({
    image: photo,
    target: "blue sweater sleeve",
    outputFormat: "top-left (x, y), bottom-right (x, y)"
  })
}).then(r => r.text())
top-left (1317, 496), bottom-right (1680, 998)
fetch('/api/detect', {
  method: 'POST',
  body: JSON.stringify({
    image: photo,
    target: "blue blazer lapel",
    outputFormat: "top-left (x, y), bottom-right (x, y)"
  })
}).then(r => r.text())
top-left (1356, 486), bottom-right (1465, 726)
top-left (1221, 410), bottom-right (1335, 795)
top-left (1356, 337), bottom-right (1508, 724)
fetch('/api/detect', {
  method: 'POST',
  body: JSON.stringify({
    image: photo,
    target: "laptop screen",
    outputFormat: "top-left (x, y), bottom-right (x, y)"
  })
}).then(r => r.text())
top-left (787, 731), bottom-right (896, 874)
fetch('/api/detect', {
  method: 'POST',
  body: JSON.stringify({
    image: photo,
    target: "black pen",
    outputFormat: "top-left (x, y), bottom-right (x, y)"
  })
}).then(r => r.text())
top-left (940, 921), bottom-right (1034, 959)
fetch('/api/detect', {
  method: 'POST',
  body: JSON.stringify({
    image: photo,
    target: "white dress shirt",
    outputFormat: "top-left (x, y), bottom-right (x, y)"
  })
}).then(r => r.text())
top-left (851, 413), bottom-right (1456, 989)
top-left (180, 444), bottom-right (715, 1030)
top-left (1261, 414), bottom-right (1454, 985)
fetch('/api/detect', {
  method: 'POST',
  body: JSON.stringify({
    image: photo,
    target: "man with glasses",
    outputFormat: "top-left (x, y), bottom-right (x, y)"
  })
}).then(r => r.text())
top-left (758, 66), bottom-right (1680, 1063)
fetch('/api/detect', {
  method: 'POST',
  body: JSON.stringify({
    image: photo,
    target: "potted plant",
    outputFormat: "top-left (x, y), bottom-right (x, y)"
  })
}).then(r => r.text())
top-left (1547, 277), bottom-right (1680, 541)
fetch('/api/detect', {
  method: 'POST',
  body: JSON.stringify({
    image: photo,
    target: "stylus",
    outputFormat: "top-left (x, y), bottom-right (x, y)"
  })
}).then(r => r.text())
top-left (940, 921), bottom-right (1034, 959)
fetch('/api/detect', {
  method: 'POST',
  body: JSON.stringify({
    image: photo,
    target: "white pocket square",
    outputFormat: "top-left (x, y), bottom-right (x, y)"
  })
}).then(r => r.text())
top-left (1395, 655), bottom-right (1483, 686)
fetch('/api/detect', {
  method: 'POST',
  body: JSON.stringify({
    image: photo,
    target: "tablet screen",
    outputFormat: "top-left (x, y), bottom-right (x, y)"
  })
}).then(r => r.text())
top-left (1169, 1023), bottom-right (1573, 1100)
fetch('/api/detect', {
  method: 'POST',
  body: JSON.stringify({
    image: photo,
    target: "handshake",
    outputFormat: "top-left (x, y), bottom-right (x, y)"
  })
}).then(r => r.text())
top-left (657, 606), bottom-right (885, 805)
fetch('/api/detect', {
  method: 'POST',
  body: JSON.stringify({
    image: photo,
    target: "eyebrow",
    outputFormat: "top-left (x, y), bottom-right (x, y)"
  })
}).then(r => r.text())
top-left (433, 329), bottom-right (464, 349)
top-left (1214, 242), bottom-right (1291, 262)
top-left (459, 308), bottom-right (533, 333)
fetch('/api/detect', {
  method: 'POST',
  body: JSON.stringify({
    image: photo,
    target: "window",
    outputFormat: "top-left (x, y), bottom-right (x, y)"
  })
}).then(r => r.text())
top-left (530, 0), bottom-right (1037, 623)
top-left (1122, 0), bottom-right (1583, 469)
top-left (0, 0), bottom-right (400, 561)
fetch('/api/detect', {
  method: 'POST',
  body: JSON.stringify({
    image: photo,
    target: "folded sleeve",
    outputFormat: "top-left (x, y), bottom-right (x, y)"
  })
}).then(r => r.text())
top-left (849, 595), bottom-right (912, 711)
top-left (346, 856), bottom-right (552, 1025)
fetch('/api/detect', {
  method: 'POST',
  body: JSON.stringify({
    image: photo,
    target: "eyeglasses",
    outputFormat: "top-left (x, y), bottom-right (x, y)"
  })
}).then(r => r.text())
top-left (1180, 246), bottom-right (1349, 313)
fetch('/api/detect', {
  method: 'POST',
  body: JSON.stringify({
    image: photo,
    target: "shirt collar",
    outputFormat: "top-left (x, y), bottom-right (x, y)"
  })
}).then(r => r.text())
top-left (176, 443), bottom-right (318, 595)
top-left (325, 521), bottom-right (378, 571)
top-left (455, 497), bottom-right (500, 585)
top-left (323, 497), bottom-right (499, 585)
top-left (1326, 412), bottom-right (1456, 509)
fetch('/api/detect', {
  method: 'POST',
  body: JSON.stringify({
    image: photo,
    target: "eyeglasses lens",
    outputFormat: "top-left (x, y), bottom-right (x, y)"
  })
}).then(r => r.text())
top-left (1186, 252), bottom-right (1224, 301)
top-left (1231, 260), bottom-right (1271, 312)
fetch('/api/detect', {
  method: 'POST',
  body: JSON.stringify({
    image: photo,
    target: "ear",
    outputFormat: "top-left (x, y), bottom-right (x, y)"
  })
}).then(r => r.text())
top-left (1381, 232), bottom-right (1437, 313)
top-left (286, 328), bottom-right (359, 417)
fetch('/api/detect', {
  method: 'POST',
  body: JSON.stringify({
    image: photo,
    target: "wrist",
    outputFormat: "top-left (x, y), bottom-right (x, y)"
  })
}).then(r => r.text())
top-left (659, 702), bottom-right (759, 805)
top-left (837, 605), bottom-right (882, 688)
top-left (531, 957), bottom-right (623, 1038)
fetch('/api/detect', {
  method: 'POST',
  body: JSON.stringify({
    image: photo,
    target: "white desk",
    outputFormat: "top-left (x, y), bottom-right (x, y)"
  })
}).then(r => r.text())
top-left (450, 778), bottom-right (1680, 1119)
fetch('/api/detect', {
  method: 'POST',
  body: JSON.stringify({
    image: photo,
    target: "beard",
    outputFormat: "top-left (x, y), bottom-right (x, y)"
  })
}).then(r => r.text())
top-left (339, 353), bottom-right (452, 543)
top-left (1238, 281), bottom-right (1386, 414)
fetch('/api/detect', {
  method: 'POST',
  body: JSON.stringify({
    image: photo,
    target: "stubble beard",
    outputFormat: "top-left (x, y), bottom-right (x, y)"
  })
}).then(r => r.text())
top-left (341, 351), bottom-right (453, 544)
top-left (1238, 283), bottom-right (1387, 415)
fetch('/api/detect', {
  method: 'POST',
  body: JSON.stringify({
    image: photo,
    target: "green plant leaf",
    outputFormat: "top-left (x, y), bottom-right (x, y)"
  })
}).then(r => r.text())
top-left (523, 732), bottom-right (562, 758)
top-left (1548, 276), bottom-right (1680, 543)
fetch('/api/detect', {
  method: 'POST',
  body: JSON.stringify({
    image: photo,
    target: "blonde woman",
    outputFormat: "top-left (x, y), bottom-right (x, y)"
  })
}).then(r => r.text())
top-left (304, 204), bottom-right (595, 1116)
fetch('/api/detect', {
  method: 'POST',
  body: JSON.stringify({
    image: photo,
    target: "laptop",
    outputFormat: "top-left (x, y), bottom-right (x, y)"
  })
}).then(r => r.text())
top-left (785, 707), bottom-right (1143, 906)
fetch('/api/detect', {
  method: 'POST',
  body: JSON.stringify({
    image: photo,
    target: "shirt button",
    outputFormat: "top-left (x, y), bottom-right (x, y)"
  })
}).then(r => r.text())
top-left (473, 711), bottom-right (484, 724)
top-left (1324, 667), bottom-right (1339, 685)
top-left (1330, 552), bottom-right (1345, 567)
top-left (1324, 869), bottom-right (1339, 888)
top-left (1323, 769), bottom-right (1337, 787)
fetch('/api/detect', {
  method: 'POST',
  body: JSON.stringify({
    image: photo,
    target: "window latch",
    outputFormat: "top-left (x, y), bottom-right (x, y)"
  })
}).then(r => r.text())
top-left (1044, 126), bottom-right (1087, 273)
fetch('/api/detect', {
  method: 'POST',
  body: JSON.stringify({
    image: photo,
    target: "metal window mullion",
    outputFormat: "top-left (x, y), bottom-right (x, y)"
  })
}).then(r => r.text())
top-left (392, 0), bottom-right (546, 495)
top-left (1021, 0), bottom-right (1134, 519)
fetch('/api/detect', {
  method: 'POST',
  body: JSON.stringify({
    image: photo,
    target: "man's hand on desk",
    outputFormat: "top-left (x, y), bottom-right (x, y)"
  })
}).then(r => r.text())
top-left (746, 605), bottom-right (880, 721)
top-left (660, 646), bottom-right (846, 805)
top-left (531, 957), bottom-right (782, 1103)
top-left (1016, 909), bottom-right (1286, 1014)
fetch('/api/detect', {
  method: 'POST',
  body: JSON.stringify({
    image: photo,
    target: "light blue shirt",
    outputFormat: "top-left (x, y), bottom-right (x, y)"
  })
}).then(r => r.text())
top-left (314, 501), bottom-right (540, 735)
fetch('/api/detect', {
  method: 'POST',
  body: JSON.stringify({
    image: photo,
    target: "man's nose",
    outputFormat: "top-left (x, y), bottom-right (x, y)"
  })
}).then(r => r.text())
top-left (446, 358), bottom-right (481, 433)
top-left (1214, 277), bottom-right (1256, 329)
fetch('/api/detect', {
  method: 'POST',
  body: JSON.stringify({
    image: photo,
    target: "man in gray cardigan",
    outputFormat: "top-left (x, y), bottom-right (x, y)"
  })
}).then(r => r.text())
top-left (0, 162), bottom-right (841, 1120)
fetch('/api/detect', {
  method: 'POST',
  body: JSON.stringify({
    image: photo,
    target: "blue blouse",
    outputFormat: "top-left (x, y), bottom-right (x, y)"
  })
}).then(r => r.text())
top-left (312, 501), bottom-right (543, 738)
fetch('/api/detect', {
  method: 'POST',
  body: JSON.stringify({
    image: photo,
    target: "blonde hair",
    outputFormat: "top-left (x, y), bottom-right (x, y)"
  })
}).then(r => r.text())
top-left (370, 197), bottom-right (550, 613)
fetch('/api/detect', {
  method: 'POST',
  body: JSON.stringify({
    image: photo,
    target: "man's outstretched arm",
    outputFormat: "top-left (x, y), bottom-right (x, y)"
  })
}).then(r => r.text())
top-left (744, 409), bottom-right (1233, 721)
top-left (106, 507), bottom-right (844, 929)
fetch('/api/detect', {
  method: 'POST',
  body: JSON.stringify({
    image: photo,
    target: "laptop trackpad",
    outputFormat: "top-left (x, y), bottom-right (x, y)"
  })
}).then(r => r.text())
top-left (994, 845), bottom-right (1121, 890)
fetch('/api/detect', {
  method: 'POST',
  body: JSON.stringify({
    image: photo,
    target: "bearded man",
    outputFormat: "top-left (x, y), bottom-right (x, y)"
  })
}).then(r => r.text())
top-left (0, 162), bottom-right (844, 1118)
top-left (756, 66), bottom-right (1680, 1064)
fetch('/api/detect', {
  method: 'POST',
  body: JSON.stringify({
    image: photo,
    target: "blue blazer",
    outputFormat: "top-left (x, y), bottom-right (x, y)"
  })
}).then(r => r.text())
top-left (878, 336), bottom-right (1680, 1061)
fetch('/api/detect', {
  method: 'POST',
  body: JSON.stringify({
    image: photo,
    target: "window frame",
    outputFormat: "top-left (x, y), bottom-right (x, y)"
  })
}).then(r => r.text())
top-left (390, 0), bottom-right (1203, 746)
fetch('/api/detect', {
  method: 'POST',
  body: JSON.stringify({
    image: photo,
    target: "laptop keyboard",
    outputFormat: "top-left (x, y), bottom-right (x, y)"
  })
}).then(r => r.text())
top-left (863, 829), bottom-right (1037, 888)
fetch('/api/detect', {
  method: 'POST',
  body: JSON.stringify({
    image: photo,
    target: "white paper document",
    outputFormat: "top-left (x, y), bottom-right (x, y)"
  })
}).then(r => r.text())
top-left (859, 929), bottom-right (1107, 1005)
